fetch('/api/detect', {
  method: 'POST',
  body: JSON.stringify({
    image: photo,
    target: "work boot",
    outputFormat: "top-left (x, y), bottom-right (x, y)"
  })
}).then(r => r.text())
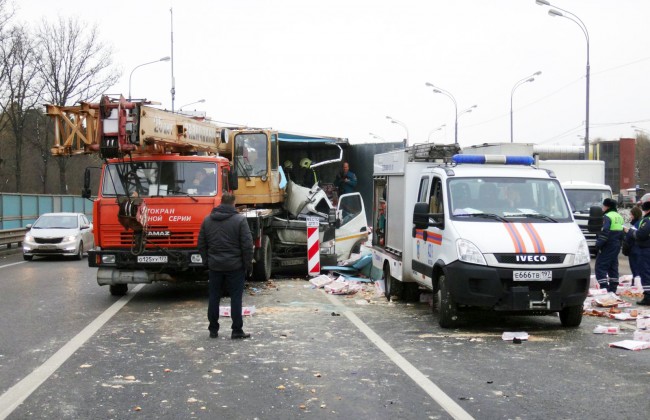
top-left (637, 296), bottom-right (650, 306)
top-left (209, 332), bottom-right (218, 339)
top-left (231, 330), bottom-right (251, 340)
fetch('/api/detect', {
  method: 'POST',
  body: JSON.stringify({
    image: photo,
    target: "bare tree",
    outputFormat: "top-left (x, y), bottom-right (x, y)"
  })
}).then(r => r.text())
top-left (35, 16), bottom-right (121, 193)
top-left (0, 25), bottom-right (44, 192)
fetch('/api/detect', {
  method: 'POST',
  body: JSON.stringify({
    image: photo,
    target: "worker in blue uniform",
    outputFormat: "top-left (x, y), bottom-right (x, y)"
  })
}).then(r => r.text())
top-left (595, 198), bottom-right (624, 293)
top-left (624, 200), bottom-right (650, 305)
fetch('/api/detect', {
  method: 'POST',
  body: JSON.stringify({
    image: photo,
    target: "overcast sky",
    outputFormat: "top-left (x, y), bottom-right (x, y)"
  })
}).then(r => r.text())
top-left (16, 0), bottom-right (650, 148)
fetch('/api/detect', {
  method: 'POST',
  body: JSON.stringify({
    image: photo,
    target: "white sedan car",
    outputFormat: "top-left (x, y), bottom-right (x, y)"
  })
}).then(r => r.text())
top-left (23, 213), bottom-right (94, 261)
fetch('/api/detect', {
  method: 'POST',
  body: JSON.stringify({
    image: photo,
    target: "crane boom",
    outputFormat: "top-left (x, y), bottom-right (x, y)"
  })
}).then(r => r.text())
top-left (46, 95), bottom-right (222, 158)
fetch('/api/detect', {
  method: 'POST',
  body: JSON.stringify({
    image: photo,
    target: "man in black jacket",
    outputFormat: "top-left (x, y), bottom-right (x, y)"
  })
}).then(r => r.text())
top-left (625, 200), bottom-right (650, 305)
top-left (198, 192), bottom-right (254, 339)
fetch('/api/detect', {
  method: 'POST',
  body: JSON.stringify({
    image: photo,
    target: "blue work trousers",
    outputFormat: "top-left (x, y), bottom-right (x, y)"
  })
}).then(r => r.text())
top-left (638, 247), bottom-right (650, 298)
top-left (595, 240), bottom-right (621, 291)
top-left (208, 269), bottom-right (245, 334)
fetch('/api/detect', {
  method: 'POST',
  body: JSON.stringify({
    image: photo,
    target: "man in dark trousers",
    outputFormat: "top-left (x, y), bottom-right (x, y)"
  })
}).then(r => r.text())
top-left (198, 192), bottom-right (254, 339)
top-left (624, 200), bottom-right (650, 305)
top-left (595, 198), bottom-right (624, 293)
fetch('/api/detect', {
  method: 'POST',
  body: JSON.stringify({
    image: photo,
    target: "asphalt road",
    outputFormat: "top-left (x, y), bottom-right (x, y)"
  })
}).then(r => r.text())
top-left (0, 251), bottom-right (648, 419)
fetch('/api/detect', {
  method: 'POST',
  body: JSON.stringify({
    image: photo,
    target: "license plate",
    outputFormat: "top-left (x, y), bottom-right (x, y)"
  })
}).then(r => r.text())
top-left (137, 256), bottom-right (168, 263)
top-left (513, 270), bottom-right (552, 281)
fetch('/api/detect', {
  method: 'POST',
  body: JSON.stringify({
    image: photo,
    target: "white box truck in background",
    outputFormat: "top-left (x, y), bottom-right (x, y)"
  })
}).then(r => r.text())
top-left (536, 160), bottom-right (612, 254)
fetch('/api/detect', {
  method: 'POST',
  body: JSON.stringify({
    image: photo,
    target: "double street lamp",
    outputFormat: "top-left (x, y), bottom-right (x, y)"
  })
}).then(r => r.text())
top-left (369, 132), bottom-right (387, 141)
top-left (511, 71), bottom-right (541, 143)
top-left (128, 56), bottom-right (171, 100)
top-left (179, 99), bottom-right (206, 111)
top-left (425, 83), bottom-right (475, 146)
top-left (427, 124), bottom-right (446, 143)
top-left (385, 116), bottom-right (409, 146)
top-left (536, 0), bottom-right (590, 158)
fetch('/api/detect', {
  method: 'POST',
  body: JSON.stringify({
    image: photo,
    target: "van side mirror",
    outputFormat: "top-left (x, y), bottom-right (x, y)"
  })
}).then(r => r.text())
top-left (413, 202), bottom-right (444, 230)
top-left (328, 208), bottom-right (337, 225)
top-left (587, 205), bottom-right (603, 233)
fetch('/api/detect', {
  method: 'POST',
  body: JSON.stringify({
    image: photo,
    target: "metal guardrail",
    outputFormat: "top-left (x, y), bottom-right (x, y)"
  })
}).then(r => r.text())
top-left (0, 228), bottom-right (26, 248)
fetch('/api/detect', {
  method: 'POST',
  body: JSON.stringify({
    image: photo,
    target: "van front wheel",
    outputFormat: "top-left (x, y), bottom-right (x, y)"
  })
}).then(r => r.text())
top-left (559, 305), bottom-right (583, 327)
top-left (437, 274), bottom-right (459, 328)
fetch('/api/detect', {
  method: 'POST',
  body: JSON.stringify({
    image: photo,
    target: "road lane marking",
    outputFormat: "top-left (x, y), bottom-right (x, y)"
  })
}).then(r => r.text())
top-left (0, 261), bottom-right (26, 269)
top-left (0, 284), bottom-right (145, 419)
top-left (322, 291), bottom-right (474, 420)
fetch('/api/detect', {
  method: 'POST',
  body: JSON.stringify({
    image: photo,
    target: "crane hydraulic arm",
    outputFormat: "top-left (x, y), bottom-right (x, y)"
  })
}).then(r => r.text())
top-left (46, 95), bottom-right (222, 159)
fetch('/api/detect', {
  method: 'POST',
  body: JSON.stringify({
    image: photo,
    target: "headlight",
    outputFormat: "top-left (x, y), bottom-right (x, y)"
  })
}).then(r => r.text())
top-left (574, 239), bottom-right (590, 265)
top-left (456, 238), bottom-right (487, 266)
top-left (102, 254), bottom-right (116, 264)
top-left (191, 254), bottom-right (203, 263)
top-left (25, 235), bottom-right (34, 242)
top-left (63, 235), bottom-right (77, 242)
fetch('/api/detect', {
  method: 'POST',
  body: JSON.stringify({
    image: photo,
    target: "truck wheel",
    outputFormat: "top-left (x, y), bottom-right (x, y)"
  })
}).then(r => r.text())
top-left (252, 235), bottom-right (272, 282)
top-left (384, 264), bottom-right (404, 301)
top-left (559, 305), bottom-right (583, 327)
top-left (437, 274), bottom-right (459, 328)
top-left (109, 284), bottom-right (128, 296)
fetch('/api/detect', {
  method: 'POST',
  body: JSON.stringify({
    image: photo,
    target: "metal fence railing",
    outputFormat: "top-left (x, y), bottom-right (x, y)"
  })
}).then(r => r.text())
top-left (0, 193), bottom-right (93, 230)
top-left (0, 228), bottom-right (26, 248)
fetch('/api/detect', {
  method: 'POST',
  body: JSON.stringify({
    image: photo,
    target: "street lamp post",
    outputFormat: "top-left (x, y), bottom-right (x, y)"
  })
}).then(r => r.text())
top-left (385, 116), bottom-right (409, 146)
top-left (425, 82), bottom-right (460, 145)
top-left (128, 56), bottom-right (171, 100)
top-left (510, 71), bottom-right (541, 143)
top-left (536, 0), bottom-right (590, 158)
top-left (427, 124), bottom-right (446, 143)
top-left (632, 125), bottom-right (650, 136)
top-left (179, 99), bottom-right (206, 111)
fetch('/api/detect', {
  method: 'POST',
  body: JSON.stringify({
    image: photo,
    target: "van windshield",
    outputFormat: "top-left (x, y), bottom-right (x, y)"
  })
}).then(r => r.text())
top-left (448, 177), bottom-right (572, 222)
top-left (565, 189), bottom-right (611, 213)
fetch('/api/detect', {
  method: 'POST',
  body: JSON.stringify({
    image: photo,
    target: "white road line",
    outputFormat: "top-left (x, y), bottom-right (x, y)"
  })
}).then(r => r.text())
top-left (0, 261), bottom-right (26, 269)
top-left (0, 284), bottom-right (145, 419)
top-left (322, 291), bottom-right (474, 420)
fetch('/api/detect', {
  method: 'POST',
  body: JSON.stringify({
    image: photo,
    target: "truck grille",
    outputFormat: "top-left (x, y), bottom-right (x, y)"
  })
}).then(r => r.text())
top-left (495, 254), bottom-right (566, 264)
top-left (118, 231), bottom-right (196, 246)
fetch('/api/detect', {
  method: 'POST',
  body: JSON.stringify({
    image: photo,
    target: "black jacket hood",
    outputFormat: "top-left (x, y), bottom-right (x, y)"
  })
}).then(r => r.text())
top-left (210, 204), bottom-right (237, 221)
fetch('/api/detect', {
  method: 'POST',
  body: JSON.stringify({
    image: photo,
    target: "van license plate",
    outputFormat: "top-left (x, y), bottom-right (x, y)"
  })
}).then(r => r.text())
top-left (137, 256), bottom-right (168, 263)
top-left (513, 270), bottom-right (552, 281)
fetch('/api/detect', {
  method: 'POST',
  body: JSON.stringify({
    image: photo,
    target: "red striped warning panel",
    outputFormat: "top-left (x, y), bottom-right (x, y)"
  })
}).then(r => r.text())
top-left (307, 217), bottom-right (320, 276)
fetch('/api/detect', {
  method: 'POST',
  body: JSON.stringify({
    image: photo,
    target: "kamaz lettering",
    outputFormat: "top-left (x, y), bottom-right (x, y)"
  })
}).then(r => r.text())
top-left (147, 231), bottom-right (171, 237)
top-left (516, 255), bottom-right (548, 262)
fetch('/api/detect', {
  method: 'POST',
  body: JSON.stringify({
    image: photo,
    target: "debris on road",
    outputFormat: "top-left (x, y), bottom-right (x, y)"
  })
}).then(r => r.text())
top-left (218, 306), bottom-right (256, 317)
top-left (501, 332), bottom-right (529, 341)
top-left (593, 325), bottom-right (620, 334)
top-left (608, 340), bottom-right (650, 351)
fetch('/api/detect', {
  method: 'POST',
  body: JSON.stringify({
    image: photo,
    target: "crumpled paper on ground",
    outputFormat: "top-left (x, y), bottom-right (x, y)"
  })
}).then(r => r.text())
top-left (324, 279), bottom-right (363, 295)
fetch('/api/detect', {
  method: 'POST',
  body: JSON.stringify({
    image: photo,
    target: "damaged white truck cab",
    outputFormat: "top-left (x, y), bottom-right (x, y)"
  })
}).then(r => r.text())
top-left (371, 146), bottom-right (591, 328)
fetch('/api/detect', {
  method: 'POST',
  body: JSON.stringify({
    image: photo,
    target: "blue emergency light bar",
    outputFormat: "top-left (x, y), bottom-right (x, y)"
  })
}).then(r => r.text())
top-left (452, 154), bottom-right (535, 166)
